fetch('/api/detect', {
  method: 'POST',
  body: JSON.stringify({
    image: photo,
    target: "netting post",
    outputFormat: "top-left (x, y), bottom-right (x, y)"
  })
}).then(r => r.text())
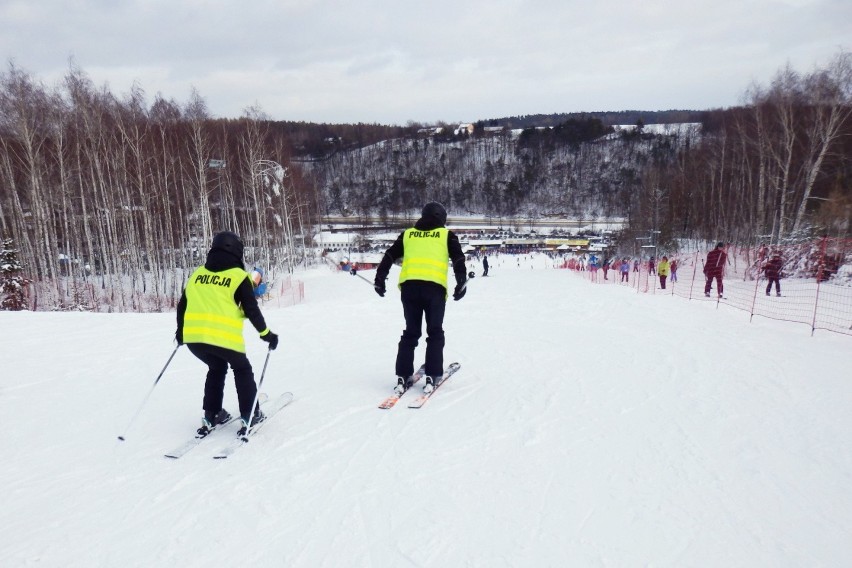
top-left (749, 248), bottom-right (761, 322)
top-left (688, 251), bottom-right (698, 300)
top-left (811, 236), bottom-right (827, 337)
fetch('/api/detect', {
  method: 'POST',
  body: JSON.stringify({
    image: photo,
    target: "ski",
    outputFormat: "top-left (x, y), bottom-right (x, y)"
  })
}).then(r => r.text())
top-left (378, 365), bottom-right (426, 409)
top-left (164, 393), bottom-right (269, 459)
top-left (212, 392), bottom-right (294, 459)
top-left (408, 362), bottom-right (461, 409)
top-left (164, 417), bottom-right (238, 459)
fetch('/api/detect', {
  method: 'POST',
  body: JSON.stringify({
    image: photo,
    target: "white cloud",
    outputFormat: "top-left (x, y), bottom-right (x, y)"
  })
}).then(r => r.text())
top-left (1, 0), bottom-right (850, 124)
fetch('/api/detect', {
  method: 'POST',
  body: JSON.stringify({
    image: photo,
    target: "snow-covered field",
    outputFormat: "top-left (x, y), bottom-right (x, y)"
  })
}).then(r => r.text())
top-left (1, 254), bottom-right (850, 567)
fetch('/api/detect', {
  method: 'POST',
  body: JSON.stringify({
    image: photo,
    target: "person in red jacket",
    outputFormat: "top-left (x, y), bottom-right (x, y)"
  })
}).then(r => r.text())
top-left (763, 253), bottom-right (783, 296)
top-left (704, 242), bottom-right (728, 297)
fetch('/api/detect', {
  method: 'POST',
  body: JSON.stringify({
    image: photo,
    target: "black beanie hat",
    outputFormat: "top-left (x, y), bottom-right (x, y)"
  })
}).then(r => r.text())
top-left (421, 202), bottom-right (447, 226)
top-left (211, 231), bottom-right (245, 260)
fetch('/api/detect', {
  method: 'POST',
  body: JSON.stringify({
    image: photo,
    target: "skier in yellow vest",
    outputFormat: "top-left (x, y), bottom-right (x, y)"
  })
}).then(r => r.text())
top-left (176, 231), bottom-right (279, 437)
top-left (374, 202), bottom-right (467, 394)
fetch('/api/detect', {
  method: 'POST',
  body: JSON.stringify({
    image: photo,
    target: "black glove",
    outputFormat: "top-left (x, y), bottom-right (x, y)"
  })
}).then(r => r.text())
top-left (374, 280), bottom-right (386, 297)
top-left (453, 282), bottom-right (467, 301)
top-left (261, 331), bottom-right (279, 350)
top-left (175, 329), bottom-right (183, 345)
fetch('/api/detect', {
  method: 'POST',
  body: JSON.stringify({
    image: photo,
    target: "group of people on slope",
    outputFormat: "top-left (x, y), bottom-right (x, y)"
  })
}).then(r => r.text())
top-left (703, 242), bottom-right (784, 298)
top-left (607, 256), bottom-right (678, 289)
top-left (173, 202), bottom-right (466, 436)
top-left (608, 242), bottom-right (784, 298)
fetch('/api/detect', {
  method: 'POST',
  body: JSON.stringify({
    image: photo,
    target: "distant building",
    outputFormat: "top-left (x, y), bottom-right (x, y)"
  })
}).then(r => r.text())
top-left (455, 123), bottom-right (475, 136)
top-left (313, 231), bottom-right (359, 249)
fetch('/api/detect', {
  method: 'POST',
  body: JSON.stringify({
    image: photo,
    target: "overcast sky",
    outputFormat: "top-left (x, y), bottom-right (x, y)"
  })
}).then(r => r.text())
top-left (2, 0), bottom-right (850, 125)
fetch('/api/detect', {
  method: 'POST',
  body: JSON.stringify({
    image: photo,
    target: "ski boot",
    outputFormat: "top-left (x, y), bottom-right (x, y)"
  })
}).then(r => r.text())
top-left (393, 376), bottom-right (409, 396)
top-left (237, 409), bottom-right (265, 437)
top-left (197, 409), bottom-right (231, 438)
top-left (423, 376), bottom-right (436, 395)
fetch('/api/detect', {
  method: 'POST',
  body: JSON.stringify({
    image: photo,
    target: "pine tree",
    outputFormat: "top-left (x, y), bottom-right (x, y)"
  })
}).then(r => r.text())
top-left (0, 238), bottom-right (30, 311)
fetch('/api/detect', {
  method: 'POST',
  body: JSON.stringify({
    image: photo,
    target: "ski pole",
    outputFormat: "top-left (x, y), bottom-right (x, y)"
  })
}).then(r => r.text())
top-left (354, 267), bottom-right (476, 291)
top-left (241, 347), bottom-right (273, 437)
top-left (117, 345), bottom-right (180, 441)
top-left (349, 267), bottom-right (375, 286)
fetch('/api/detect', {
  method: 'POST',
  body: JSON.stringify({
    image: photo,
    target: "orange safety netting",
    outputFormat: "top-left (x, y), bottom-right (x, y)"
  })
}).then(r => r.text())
top-left (574, 237), bottom-right (852, 338)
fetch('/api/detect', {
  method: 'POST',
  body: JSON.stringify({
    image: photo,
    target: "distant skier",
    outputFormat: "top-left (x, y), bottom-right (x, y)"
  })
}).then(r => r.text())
top-left (482, 255), bottom-right (489, 277)
top-left (175, 231), bottom-right (279, 437)
top-left (620, 258), bottom-right (630, 282)
top-left (704, 242), bottom-right (728, 298)
top-left (762, 253), bottom-right (783, 297)
top-left (250, 266), bottom-right (267, 297)
top-left (373, 202), bottom-right (467, 395)
top-left (657, 256), bottom-right (670, 289)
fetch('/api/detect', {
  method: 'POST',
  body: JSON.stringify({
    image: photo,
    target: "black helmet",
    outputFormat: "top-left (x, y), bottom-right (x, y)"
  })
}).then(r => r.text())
top-left (211, 231), bottom-right (244, 260)
top-left (421, 201), bottom-right (447, 226)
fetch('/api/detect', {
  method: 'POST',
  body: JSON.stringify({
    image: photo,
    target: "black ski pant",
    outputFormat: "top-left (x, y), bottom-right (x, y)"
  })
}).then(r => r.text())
top-left (766, 278), bottom-right (781, 295)
top-left (187, 343), bottom-right (257, 420)
top-left (705, 274), bottom-right (723, 296)
top-left (396, 282), bottom-right (446, 379)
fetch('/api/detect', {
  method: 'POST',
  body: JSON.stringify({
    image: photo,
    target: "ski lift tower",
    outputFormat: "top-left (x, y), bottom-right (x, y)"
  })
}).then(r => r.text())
top-left (636, 229), bottom-right (661, 259)
top-left (207, 159), bottom-right (227, 230)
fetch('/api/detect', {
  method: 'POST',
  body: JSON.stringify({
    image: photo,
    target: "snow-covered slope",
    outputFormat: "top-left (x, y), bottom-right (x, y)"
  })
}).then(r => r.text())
top-left (1, 255), bottom-right (850, 567)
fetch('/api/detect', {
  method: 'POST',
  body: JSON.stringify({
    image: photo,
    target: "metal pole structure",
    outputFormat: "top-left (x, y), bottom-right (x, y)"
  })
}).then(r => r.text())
top-left (208, 159), bottom-right (227, 230)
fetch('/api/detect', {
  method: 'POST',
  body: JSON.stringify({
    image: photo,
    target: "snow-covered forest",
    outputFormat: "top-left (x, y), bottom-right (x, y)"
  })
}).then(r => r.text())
top-left (1, 52), bottom-right (850, 312)
top-left (305, 121), bottom-right (700, 228)
top-left (307, 51), bottom-right (852, 249)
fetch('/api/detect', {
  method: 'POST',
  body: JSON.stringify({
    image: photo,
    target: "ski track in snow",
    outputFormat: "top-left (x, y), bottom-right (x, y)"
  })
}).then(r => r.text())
top-left (1, 255), bottom-right (851, 566)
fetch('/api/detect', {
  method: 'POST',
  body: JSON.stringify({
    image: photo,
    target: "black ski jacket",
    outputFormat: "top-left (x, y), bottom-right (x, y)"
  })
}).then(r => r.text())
top-left (375, 212), bottom-right (467, 290)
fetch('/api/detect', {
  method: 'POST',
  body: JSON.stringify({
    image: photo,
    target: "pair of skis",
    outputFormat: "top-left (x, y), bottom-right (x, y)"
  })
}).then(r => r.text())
top-left (164, 392), bottom-right (293, 459)
top-left (164, 362), bottom-right (460, 458)
top-left (378, 362), bottom-right (460, 409)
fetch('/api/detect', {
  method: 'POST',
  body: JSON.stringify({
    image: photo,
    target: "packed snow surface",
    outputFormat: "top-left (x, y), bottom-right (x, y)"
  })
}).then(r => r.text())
top-left (1, 254), bottom-right (850, 567)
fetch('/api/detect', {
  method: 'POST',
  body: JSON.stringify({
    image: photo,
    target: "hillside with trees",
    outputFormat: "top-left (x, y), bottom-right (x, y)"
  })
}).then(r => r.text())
top-left (1, 51), bottom-right (850, 311)
top-left (303, 119), bottom-right (701, 231)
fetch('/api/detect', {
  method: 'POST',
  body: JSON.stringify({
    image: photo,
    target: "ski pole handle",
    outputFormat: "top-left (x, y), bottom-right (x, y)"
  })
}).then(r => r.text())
top-left (459, 270), bottom-right (476, 292)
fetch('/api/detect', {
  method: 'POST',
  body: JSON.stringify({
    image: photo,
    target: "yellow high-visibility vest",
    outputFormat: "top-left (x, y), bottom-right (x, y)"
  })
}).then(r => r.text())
top-left (398, 227), bottom-right (449, 289)
top-left (183, 266), bottom-right (249, 352)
